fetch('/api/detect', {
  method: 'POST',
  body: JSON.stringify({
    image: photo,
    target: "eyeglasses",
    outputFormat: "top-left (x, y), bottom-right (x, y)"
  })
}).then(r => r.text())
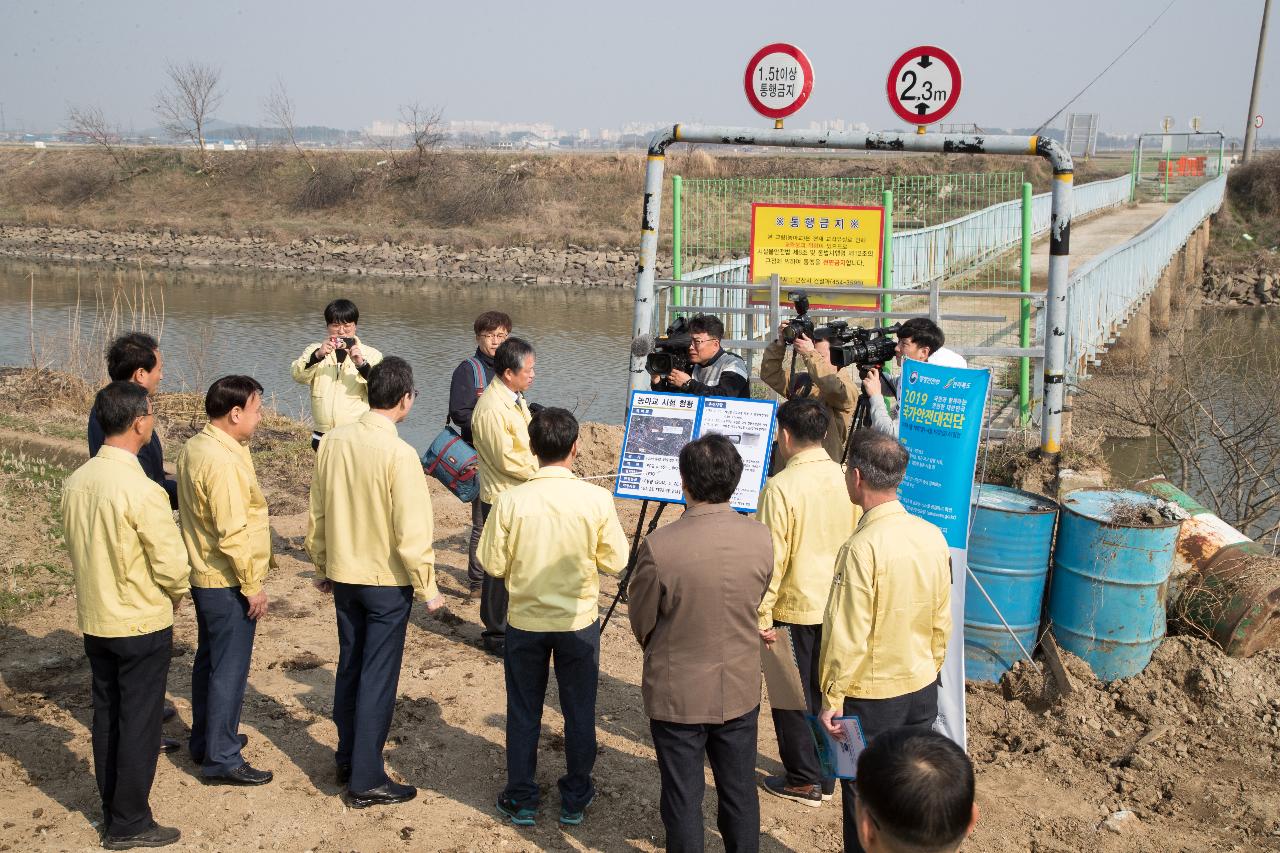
top-left (689, 337), bottom-right (716, 349)
top-left (410, 389), bottom-right (420, 400)
top-left (478, 331), bottom-right (509, 341)
top-left (326, 322), bottom-right (357, 331)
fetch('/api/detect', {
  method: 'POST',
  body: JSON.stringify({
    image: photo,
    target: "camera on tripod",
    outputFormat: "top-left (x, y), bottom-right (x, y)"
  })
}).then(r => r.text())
top-left (820, 320), bottom-right (903, 372)
top-left (782, 291), bottom-right (814, 344)
top-left (644, 317), bottom-right (694, 377)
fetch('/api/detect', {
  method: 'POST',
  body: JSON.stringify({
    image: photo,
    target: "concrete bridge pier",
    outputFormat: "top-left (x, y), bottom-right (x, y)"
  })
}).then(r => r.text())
top-left (1151, 267), bottom-right (1173, 332)
top-left (1104, 298), bottom-right (1153, 370)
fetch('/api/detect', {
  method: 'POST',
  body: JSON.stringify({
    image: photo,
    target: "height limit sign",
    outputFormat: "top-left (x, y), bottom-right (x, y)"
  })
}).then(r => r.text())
top-left (887, 45), bottom-right (962, 125)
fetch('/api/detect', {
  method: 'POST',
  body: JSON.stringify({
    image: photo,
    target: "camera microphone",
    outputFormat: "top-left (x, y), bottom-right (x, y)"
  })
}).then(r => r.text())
top-left (630, 334), bottom-right (656, 357)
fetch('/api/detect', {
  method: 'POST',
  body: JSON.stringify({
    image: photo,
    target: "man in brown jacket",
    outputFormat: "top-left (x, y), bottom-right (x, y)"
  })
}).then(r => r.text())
top-left (759, 321), bottom-right (857, 463)
top-left (628, 434), bottom-right (773, 853)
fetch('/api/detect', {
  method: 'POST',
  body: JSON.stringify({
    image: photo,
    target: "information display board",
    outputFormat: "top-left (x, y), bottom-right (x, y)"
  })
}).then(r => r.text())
top-left (748, 203), bottom-right (884, 311)
top-left (614, 391), bottom-right (777, 512)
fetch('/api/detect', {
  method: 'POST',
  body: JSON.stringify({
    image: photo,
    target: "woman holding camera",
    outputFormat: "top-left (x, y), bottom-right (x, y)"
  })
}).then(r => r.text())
top-left (291, 298), bottom-right (384, 451)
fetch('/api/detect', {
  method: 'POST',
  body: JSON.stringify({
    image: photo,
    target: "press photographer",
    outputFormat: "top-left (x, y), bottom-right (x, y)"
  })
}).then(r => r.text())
top-left (863, 318), bottom-right (968, 437)
top-left (647, 314), bottom-right (750, 399)
top-left (760, 291), bottom-right (858, 463)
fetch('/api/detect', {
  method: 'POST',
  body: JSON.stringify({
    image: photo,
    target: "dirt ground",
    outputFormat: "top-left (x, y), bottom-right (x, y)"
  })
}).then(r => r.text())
top-left (1, 375), bottom-right (1279, 852)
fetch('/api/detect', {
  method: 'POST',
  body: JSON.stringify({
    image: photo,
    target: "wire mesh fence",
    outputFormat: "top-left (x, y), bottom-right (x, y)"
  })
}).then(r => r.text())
top-left (1134, 133), bottom-right (1226, 203)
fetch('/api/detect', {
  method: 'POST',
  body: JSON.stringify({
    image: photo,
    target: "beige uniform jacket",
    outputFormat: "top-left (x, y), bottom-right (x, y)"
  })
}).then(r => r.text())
top-left (471, 378), bottom-right (537, 504)
top-left (61, 445), bottom-right (191, 637)
top-left (477, 466), bottom-right (629, 632)
top-left (291, 337), bottom-right (384, 433)
top-left (305, 411), bottom-right (439, 601)
top-left (176, 423), bottom-right (273, 596)
top-left (760, 339), bottom-right (859, 463)
top-left (628, 503), bottom-right (773, 724)
top-left (819, 500), bottom-right (951, 708)
top-left (756, 447), bottom-right (859, 628)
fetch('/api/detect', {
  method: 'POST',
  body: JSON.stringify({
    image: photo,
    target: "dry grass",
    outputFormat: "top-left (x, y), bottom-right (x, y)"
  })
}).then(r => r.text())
top-left (0, 145), bottom-right (1130, 251)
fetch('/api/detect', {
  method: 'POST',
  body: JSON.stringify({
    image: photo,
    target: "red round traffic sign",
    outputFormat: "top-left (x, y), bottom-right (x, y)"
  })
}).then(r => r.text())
top-left (886, 45), bottom-right (962, 125)
top-left (744, 43), bottom-right (814, 120)
top-left (1256, 114), bottom-right (1265, 130)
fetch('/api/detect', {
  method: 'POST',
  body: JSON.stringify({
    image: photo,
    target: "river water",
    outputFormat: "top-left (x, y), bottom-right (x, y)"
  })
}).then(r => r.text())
top-left (4, 259), bottom-right (635, 450)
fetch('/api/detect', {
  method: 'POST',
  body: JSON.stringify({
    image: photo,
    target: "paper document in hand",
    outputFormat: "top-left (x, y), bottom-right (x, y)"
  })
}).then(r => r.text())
top-left (806, 715), bottom-right (867, 780)
top-left (760, 627), bottom-right (807, 711)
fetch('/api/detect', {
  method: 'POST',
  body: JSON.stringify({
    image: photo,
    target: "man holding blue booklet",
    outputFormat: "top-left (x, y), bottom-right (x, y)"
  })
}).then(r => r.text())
top-left (818, 430), bottom-right (952, 853)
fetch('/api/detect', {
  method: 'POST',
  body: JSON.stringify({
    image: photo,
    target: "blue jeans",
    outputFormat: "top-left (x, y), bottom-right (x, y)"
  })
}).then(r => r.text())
top-left (332, 582), bottom-right (413, 792)
top-left (189, 586), bottom-right (257, 775)
top-left (502, 622), bottom-right (600, 812)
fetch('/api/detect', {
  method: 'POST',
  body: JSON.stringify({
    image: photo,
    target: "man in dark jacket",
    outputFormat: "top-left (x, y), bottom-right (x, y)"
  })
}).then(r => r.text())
top-left (88, 333), bottom-right (177, 510)
top-left (628, 434), bottom-right (773, 853)
top-left (448, 311), bottom-right (511, 599)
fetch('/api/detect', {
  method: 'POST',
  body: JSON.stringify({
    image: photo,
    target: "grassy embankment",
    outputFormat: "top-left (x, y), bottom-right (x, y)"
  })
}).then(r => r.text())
top-left (1207, 152), bottom-right (1280, 268)
top-left (0, 145), bottom-right (1129, 251)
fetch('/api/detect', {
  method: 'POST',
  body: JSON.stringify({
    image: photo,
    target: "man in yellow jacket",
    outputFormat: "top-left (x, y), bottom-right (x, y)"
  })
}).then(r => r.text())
top-left (176, 375), bottom-right (274, 787)
top-left (818, 430), bottom-right (951, 853)
top-left (478, 407), bottom-right (629, 827)
top-left (470, 336), bottom-right (538, 656)
top-left (757, 398), bottom-right (857, 808)
top-left (307, 356), bottom-right (443, 809)
top-left (62, 381), bottom-right (190, 850)
top-left (291, 298), bottom-right (383, 451)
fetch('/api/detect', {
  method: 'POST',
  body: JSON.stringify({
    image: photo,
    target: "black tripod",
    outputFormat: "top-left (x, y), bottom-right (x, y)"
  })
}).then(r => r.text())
top-left (600, 499), bottom-right (668, 632)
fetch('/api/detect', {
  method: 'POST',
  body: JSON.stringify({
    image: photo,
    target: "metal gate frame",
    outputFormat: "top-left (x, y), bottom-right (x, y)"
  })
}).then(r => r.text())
top-left (629, 125), bottom-right (1074, 458)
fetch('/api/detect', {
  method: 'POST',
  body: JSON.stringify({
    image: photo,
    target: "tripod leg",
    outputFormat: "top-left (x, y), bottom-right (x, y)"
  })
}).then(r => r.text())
top-left (601, 500), bottom-right (649, 632)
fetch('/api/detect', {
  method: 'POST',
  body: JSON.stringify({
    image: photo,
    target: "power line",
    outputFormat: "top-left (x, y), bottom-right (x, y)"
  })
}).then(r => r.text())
top-left (1033, 0), bottom-right (1179, 135)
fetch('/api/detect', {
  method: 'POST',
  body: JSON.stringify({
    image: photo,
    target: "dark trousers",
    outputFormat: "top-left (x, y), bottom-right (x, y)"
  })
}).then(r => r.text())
top-left (189, 586), bottom-right (257, 775)
top-left (771, 622), bottom-right (828, 790)
top-left (476, 501), bottom-right (508, 642)
top-left (840, 681), bottom-right (939, 853)
top-left (650, 705), bottom-right (760, 853)
top-left (84, 628), bottom-right (172, 838)
top-left (466, 499), bottom-right (485, 587)
top-left (502, 622), bottom-right (600, 811)
top-left (332, 582), bottom-right (413, 792)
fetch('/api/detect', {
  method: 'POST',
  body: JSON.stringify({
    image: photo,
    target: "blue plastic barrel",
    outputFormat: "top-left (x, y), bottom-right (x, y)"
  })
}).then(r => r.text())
top-left (1048, 489), bottom-right (1181, 681)
top-left (964, 485), bottom-right (1059, 682)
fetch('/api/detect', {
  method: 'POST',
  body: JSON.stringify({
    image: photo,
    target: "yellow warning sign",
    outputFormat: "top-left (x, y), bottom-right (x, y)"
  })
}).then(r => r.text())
top-left (749, 203), bottom-right (884, 310)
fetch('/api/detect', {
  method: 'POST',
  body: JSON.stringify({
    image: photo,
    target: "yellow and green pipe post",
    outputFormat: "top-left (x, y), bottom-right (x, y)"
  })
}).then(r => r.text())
top-left (880, 189), bottom-right (894, 315)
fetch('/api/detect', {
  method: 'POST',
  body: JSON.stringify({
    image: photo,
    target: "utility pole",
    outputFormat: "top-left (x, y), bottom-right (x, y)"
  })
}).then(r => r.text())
top-left (1243, 0), bottom-right (1272, 163)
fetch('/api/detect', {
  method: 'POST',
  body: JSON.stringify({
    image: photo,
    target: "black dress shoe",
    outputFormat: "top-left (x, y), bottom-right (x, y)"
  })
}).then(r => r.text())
top-left (202, 763), bottom-right (273, 786)
top-left (159, 738), bottom-right (181, 754)
top-left (190, 733), bottom-right (249, 764)
top-left (162, 703), bottom-right (177, 723)
top-left (102, 822), bottom-right (181, 849)
top-left (348, 781), bottom-right (416, 808)
top-left (336, 763), bottom-right (351, 785)
top-left (482, 638), bottom-right (505, 657)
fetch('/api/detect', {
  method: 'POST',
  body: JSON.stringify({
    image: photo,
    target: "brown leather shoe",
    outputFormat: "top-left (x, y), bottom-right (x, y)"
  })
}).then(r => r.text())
top-left (761, 776), bottom-right (822, 807)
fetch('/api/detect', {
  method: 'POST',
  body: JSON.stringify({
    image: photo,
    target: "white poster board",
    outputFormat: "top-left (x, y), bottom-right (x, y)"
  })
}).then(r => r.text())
top-left (614, 391), bottom-right (777, 513)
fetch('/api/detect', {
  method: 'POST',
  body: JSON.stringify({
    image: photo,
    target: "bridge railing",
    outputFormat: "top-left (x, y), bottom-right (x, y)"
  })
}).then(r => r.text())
top-left (1060, 172), bottom-right (1226, 383)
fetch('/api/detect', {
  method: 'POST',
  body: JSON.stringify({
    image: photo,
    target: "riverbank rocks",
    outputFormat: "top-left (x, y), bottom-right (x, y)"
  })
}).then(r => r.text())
top-left (0, 225), bottom-right (666, 287)
top-left (1201, 258), bottom-right (1280, 306)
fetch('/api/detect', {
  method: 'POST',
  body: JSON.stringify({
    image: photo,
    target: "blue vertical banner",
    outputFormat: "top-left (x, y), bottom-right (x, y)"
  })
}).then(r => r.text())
top-left (896, 359), bottom-right (991, 751)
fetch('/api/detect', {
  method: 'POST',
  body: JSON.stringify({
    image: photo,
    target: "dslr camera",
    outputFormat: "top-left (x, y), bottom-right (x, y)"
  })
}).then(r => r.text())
top-left (782, 291), bottom-right (814, 344)
top-left (820, 320), bottom-right (903, 373)
top-left (645, 317), bottom-right (693, 378)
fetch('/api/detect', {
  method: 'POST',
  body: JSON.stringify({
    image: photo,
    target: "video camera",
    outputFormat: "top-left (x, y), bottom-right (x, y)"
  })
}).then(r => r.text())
top-left (819, 320), bottom-right (902, 372)
top-left (644, 317), bottom-right (693, 377)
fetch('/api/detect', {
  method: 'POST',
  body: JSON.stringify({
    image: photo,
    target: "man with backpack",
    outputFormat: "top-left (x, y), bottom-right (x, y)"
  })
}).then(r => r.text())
top-left (447, 311), bottom-right (511, 600)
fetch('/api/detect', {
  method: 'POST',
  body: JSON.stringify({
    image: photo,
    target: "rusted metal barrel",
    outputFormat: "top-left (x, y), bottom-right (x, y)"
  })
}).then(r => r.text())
top-left (1135, 477), bottom-right (1280, 657)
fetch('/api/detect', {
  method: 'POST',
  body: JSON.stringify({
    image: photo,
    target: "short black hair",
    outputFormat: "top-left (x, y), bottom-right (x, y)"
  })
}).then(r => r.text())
top-left (94, 380), bottom-right (151, 437)
top-left (529, 407), bottom-right (579, 463)
top-left (687, 314), bottom-right (725, 341)
top-left (205, 375), bottom-right (264, 420)
top-left (679, 434), bottom-right (742, 504)
top-left (474, 311), bottom-right (513, 336)
top-left (898, 318), bottom-right (945, 356)
top-left (105, 333), bottom-right (159, 382)
top-left (846, 429), bottom-right (910, 491)
top-left (367, 356), bottom-right (414, 409)
top-left (855, 728), bottom-right (975, 852)
top-left (324, 299), bottom-right (360, 326)
top-left (495, 337), bottom-right (534, 377)
top-left (777, 398), bottom-right (828, 445)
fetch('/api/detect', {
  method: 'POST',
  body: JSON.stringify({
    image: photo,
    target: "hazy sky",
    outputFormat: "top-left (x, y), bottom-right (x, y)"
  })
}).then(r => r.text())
top-left (2, 0), bottom-right (1275, 137)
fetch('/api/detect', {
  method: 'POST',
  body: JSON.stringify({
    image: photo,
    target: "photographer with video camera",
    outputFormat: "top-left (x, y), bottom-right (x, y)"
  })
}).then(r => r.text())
top-left (760, 292), bottom-right (858, 463)
top-left (863, 318), bottom-right (967, 438)
top-left (648, 314), bottom-right (750, 399)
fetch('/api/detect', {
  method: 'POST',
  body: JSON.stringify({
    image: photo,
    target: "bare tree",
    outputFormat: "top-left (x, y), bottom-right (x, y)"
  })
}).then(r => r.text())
top-left (263, 78), bottom-right (314, 173)
top-left (153, 60), bottom-right (224, 171)
top-left (366, 102), bottom-right (444, 183)
top-left (64, 104), bottom-right (131, 172)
